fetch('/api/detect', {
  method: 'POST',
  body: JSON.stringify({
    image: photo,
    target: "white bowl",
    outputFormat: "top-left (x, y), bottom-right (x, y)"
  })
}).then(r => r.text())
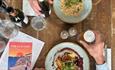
top-left (53, 0), bottom-right (92, 23)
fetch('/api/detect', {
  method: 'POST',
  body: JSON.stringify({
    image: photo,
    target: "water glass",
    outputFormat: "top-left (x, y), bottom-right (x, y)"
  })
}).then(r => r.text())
top-left (0, 19), bottom-right (19, 39)
top-left (68, 27), bottom-right (77, 37)
top-left (60, 30), bottom-right (69, 39)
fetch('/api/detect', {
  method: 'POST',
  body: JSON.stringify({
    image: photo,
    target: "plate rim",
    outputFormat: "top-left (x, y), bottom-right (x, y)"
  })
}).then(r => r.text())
top-left (45, 42), bottom-right (90, 70)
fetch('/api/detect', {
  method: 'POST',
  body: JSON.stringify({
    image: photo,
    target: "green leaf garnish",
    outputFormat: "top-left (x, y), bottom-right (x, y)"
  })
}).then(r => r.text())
top-left (65, 0), bottom-right (82, 7)
top-left (62, 61), bottom-right (75, 70)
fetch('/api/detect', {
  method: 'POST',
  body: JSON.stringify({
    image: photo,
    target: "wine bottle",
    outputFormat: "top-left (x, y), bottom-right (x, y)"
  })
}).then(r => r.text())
top-left (39, 0), bottom-right (50, 17)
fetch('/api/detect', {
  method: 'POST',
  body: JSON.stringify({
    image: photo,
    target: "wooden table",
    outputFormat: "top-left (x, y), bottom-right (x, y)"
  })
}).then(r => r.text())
top-left (1, 0), bottom-right (112, 70)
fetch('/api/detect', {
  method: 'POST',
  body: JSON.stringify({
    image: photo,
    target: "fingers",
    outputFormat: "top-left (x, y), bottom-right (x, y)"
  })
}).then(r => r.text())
top-left (32, 0), bottom-right (41, 11)
top-left (48, 0), bottom-right (53, 4)
top-left (93, 31), bottom-right (104, 44)
top-left (94, 31), bottom-right (101, 42)
top-left (101, 42), bottom-right (105, 48)
top-left (29, 0), bottom-right (41, 15)
top-left (79, 40), bottom-right (90, 50)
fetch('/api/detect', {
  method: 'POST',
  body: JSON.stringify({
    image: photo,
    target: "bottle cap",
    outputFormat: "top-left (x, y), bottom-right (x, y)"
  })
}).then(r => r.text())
top-left (83, 30), bottom-right (95, 43)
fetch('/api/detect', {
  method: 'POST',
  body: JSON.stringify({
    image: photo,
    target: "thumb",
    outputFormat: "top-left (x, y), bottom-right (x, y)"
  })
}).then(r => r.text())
top-left (79, 40), bottom-right (89, 50)
top-left (48, 0), bottom-right (53, 4)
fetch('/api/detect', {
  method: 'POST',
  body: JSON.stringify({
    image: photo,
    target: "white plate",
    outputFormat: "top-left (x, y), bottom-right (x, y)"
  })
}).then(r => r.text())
top-left (53, 0), bottom-right (92, 23)
top-left (45, 42), bottom-right (90, 70)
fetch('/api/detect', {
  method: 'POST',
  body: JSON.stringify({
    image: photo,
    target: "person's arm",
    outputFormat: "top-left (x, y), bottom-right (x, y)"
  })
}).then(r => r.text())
top-left (29, 0), bottom-right (53, 16)
top-left (79, 31), bottom-right (109, 70)
top-left (96, 63), bottom-right (109, 70)
top-left (29, 0), bottom-right (41, 15)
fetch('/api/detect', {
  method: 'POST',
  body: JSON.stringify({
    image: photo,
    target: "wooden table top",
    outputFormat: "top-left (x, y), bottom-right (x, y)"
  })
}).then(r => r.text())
top-left (1, 0), bottom-right (113, 70)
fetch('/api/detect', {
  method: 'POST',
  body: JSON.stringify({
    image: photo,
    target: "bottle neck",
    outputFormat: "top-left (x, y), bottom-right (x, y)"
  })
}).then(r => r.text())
top-left (39, 0), bottom-right (50, 17)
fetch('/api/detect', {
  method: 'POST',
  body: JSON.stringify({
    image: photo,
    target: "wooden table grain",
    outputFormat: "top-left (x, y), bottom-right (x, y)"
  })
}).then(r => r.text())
top-left (0, 0), bottom-right (112, 70)
top-left (111, 0), bottom-right (115, 70)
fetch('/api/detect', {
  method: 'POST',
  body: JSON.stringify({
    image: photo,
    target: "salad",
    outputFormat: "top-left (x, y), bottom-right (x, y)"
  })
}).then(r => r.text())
top-left (54, 48), bottom-right (83, 70)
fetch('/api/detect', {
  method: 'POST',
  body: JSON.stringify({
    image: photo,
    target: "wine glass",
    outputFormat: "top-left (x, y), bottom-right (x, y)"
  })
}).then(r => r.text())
top-left (31, 16), bottom-right (47, 38)
top-left (31, 16), bottom-right (47, 31)
top-left (0, 19), bottom-right (19, 39)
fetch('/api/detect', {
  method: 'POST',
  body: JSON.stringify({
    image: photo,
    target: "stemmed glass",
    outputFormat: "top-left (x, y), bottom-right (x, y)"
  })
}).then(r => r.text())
top-left (31, 16), bottom-right (47, 38)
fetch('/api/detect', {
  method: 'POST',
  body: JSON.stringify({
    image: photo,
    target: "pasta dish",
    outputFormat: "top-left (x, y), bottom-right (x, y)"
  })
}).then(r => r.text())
top-left (61, 0), bottom-right (84, 16)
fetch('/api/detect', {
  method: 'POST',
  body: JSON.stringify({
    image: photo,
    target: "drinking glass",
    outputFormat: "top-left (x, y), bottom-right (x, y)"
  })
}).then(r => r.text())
top-left (60, 30), bottom-right (69, 39)
top-left (31, 16), bottom-right (47, 38)
top-left (68, 27), bottom-right (77, 37)
top-left (31, 16), bottom-right (47, 31)
top-left (0, 19), bottom-right (19, 39)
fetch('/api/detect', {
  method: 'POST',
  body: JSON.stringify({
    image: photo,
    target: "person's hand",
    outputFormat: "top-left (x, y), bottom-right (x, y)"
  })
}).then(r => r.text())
top-left (29, 0), bottom-right (53, 16)
top-left (29, 0), bottom-right (41, 15)
top-left (47, 0), bottom-right (53, 4)
top-left (79, 31), bottom-right (105, 64)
